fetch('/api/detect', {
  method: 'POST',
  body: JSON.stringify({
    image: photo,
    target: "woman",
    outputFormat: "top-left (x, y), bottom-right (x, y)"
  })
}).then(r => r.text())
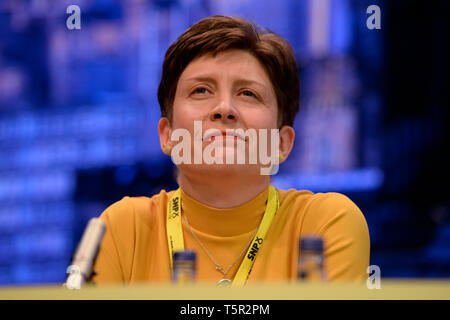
top-left (92, 15), bottom-right (370, 286)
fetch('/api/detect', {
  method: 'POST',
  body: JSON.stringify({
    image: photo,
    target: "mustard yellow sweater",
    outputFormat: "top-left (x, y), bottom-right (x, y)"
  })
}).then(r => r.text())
top-left (92, 187), bottom-right (370, 284)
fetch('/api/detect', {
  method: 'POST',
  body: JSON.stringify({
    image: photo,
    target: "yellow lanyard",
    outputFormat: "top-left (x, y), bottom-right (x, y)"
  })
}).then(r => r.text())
top-left (166, 185), bottom-right (279, 287)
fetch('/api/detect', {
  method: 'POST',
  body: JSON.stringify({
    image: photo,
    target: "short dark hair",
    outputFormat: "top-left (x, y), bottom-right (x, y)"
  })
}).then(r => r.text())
top-left (157, 15), bottom-right (300, 127)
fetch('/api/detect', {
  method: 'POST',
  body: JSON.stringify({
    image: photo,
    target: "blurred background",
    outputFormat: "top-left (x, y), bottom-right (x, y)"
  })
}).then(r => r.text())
top-left (0, 0), bottom-right (448, 286)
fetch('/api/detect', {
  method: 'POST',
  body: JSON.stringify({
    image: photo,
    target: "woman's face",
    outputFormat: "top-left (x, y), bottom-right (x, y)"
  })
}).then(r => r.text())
top-left (159, 49), bottom-right (293, 176)
top-left (173, 49), bottom-right (278, 132)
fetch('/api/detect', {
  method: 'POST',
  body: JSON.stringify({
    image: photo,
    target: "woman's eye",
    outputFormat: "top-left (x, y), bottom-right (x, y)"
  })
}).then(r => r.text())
top-left (192, 87), bottom-right (208, 95)
top-left (241, 90), bottom-right (257, 98)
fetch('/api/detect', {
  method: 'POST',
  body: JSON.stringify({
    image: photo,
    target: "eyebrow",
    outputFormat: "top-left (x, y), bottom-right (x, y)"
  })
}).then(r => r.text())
top-left (183, 76), bottom-right (218, 86)
top-left (183, 76), bottom-right (269, 91)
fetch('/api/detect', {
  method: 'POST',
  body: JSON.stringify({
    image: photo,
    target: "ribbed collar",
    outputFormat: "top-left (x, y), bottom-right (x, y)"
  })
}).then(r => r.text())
top-left (180, 187), bottom-right (270, 237)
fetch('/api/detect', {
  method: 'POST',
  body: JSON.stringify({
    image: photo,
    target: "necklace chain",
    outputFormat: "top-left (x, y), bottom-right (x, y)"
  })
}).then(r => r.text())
top-left (183, 212), bottom-right (257, 278)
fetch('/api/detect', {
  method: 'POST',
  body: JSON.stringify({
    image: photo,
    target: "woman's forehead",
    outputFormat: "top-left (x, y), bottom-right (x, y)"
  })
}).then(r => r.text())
top-left (179, 50), bottom-right (273, 86)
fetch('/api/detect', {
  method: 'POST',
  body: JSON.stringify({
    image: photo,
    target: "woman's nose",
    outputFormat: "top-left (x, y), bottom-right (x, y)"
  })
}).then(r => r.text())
top-left (209, 100), bottom-right (238, 122)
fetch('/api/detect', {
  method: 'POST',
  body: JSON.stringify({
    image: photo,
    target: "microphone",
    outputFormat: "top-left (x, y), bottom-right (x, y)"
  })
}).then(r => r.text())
top-left (65, 218), bottom-right (106, 289)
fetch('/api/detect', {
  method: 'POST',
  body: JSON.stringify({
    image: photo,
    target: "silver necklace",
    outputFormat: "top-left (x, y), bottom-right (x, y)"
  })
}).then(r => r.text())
top-left (183, 212), bottom-right (257, 287)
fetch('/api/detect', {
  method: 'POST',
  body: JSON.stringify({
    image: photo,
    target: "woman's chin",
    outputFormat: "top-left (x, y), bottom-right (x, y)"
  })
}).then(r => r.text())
top-left (179, 162), bottom-right (262, 177)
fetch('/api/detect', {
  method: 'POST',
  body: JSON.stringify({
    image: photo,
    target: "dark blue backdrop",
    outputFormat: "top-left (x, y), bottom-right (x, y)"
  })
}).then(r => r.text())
top-left (0, 0), bottom-right (448, 285)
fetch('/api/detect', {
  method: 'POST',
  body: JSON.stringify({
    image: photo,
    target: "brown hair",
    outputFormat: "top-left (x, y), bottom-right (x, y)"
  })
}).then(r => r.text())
top-left (157, 15), bottom-right (300, 127)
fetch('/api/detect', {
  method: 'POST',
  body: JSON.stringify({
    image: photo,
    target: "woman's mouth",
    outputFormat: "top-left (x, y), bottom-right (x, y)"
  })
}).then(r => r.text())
top-left (211, 134), bottom-right (238, 141)
top-left (203, 130), bottom-right (245, 142)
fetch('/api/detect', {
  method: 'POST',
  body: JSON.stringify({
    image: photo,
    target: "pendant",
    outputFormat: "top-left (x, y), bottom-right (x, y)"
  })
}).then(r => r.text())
top-left (216, 278), bottom-right (232, 288)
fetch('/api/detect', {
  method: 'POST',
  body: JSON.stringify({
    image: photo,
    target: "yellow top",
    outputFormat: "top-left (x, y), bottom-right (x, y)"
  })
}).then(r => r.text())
top-left (92, 187), bottom-right (370, 284)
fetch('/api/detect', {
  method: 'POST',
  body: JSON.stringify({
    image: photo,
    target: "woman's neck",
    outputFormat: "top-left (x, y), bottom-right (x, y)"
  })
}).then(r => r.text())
top-left (177, 171), bottom-right (271, 209)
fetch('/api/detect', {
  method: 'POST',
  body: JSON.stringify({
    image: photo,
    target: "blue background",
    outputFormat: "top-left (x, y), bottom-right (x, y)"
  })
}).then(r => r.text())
top-left (0, 0), bottom-right (448, 285)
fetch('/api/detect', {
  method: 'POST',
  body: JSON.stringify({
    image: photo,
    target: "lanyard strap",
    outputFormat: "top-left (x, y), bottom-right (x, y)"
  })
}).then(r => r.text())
top-left (166, 188), bottom-right (183, 270)
top-left (166, 186), bottom-right (279, 286)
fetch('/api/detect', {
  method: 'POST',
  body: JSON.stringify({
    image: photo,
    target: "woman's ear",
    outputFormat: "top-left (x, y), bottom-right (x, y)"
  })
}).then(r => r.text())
top-left (278, 125), bottom-right (295, 163)
top-left (158, 117), bottom-right (172, 154)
